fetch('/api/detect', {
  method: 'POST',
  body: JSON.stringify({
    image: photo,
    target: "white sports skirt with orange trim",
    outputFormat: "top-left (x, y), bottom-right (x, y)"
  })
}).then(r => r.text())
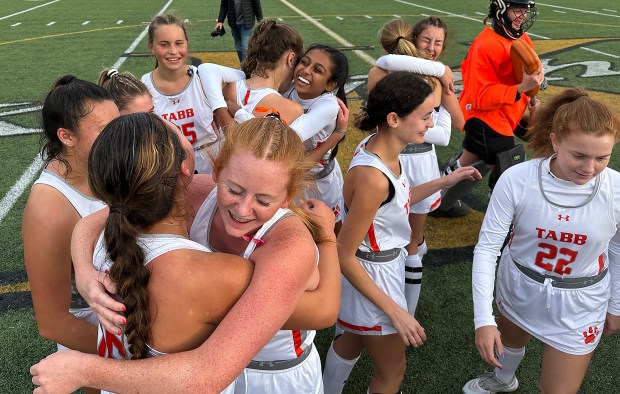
top-left (496, 251), bottom-right (609, 355)
top-left (337, 249), bottom-right (407, 336)
top-left (401, 146), bottom-right (441, 214)
top-left (244, 345), bottom-right (323, 394)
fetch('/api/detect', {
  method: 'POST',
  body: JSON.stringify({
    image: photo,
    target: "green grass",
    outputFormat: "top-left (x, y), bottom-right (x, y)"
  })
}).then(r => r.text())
top-left (1, 0), bottom-right (620, 392)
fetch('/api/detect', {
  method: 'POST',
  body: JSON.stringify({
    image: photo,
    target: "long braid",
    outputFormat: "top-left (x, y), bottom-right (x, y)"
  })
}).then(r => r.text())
top-left (89, 112), bottom-right (186, 359)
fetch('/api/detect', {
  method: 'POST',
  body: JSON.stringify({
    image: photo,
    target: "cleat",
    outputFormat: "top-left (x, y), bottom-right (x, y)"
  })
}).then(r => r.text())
top-left (429, 200), bottom-right (470, 218)
top-left (462, 371), bottom-right (518, 394)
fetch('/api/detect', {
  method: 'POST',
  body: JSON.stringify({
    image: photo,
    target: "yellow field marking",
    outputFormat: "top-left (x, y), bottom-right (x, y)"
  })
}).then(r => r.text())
top-left (533, 37), bottom-right (620, 55)
top-left (192, 51), bottom-right (239, 69)
top-left (0, 24), bottom-right (143, 46)
top-left (0, 282), bottom-right (29, 293)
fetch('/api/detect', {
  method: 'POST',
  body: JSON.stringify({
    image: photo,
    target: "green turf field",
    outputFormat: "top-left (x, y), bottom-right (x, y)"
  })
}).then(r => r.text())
top-left (1, 0), bottom-right (619, 392)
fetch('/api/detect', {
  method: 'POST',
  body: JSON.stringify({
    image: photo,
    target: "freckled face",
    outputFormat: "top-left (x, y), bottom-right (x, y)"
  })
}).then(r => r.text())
top-left (550, 131), bottom-right (615, 185)
top-left (214, 150), bottom-right (291, 238)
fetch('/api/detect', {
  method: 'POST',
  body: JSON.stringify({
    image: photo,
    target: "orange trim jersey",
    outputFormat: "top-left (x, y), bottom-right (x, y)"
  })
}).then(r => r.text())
top-left (459, 27), bottom-right (533, 136)
top-left (347, 135), bottom-right (411, 252)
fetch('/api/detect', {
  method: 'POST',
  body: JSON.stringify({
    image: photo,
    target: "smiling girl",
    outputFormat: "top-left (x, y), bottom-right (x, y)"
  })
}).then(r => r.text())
top-left (322, 72), bottom-right (480, 394)
top-left (23, 76), bottom-right (119, 394)
top-left (463, 88), bottom-right (620, 394)
top-left (199, 43), bottom-right (350, 230)
top-left (141, 14), bottom-right (220, 174)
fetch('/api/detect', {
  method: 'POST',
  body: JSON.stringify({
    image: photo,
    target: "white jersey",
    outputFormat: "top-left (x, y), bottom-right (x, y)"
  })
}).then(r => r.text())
top-left (348, 135), bottom-right (411, 252)
top-left (94, 233), bottom-right (245, 394)
top-left (142, 66), bottom-right (219, 173)
top-left (473, 157), bottom-right (620, 352)
top-left (33, 169), bottom-right (105, 319)
top-left (34, 169), bottom-right (105, 217)
top-left (94, 233), bottom-right (210, 359)
top-left (235, 79), bottom-right (280, 114)
top-left (284, 87), bottom-right (338, 155)
top-left (190, 189), bottom-right (316, 360)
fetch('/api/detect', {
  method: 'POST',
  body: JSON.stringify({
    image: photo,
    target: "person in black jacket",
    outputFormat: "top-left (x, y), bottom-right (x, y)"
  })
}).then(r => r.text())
top-left (215, 0), bottom-right (263, 63)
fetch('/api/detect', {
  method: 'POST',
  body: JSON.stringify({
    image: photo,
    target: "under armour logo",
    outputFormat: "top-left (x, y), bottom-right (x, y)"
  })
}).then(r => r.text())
top-left (172, 99), bottom-right (180, 105)
top-left (583, 326), bottom-right (599, 344)
top-left (558, 215), bottom-right (570, 221)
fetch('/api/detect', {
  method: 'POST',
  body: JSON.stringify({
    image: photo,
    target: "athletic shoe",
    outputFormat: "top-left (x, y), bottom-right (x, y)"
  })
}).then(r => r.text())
top-left (462, 371), bottom-right (518, 394)
top-left (428, 200), bottom-right (470, 218)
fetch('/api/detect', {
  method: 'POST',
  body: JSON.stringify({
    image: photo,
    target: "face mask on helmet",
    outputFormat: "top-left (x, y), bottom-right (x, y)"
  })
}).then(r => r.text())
top-left (489, 0), bottom-right (537, 39)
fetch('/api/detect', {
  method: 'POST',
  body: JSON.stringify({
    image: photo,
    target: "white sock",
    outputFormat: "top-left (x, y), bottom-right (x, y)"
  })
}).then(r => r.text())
top-left (494, 346), bottom-right (525, 383)
top-left (417, 238), bottom-right (428, 258)
top-left (404, 254), bottom-right (422, 316)
top-left (323, 341), bottom-right (359, 394)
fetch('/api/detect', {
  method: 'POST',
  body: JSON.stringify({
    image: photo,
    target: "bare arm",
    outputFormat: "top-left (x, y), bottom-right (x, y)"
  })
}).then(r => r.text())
top-left (283, 199), bottom-right (340, 329)
top-left (367, 66), bottom-right (389, 94)
top-left (410, 166), bottom-right (481, 205)
top-left (23, 186), bottom-right (97, 353)
top-left (256, 94), bottom-right (304, 125)
top-left (441, 87), bottom-right (464, 130)
top-left (35, 216), bottom-right (318, 393)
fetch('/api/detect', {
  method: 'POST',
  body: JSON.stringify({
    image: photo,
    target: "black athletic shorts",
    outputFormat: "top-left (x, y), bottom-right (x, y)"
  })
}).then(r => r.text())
top-left (462, 118), bottom-right (515, 166)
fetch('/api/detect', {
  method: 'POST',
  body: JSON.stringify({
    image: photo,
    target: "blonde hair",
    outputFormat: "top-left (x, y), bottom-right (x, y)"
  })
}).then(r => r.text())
top-left (98, 68), bottom-right (151, 112)
top-left (379, 19), bottom-right (437, 89)
top-left (213, 118), bottom-right (328, 243)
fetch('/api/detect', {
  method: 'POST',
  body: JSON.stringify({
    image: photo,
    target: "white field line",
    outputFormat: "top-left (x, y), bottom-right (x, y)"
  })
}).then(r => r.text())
top-left (279, 0), bottom-right (376, 66)
top-left (393, 14), bottom-right (401, 18)
top-left (82, 20), bottom-right (90, 25)
top-left (0, 0), bottom-right (61, 21)
top-left (0, 0), bottom-right (176, 223)
top-left (0, 102), bottom-right (35, 109)
top-left (537, 2), bottom-right (620, 18)
top-left (602, 9), bottom-right (617, 13)
top-left (336, 16), bottom-right (343, 20)
top-left (46, 21), bottom-right (56, 26)
top-left (0, 157), bottom-right (43, 222)
top-left (1, 106), bottom-right (42, 117)
top-left (393, 0), bottom-right (550, 39)
top-left (553, 10), bottom-right (567, 14)
top-left (580, 47), bottom-right (620, 59)
top-left (11, 22), bottom-right (22, 27)
top-left (116, 20), bottom-right (123, 25)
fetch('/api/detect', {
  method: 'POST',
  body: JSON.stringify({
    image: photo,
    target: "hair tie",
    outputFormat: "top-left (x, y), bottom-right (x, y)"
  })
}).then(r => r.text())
top-left (255, 107), bottom-right (288, 125)
top-left (109, 205), bottom-right (128, 216)
top-left (107, 69), bottom-right (119, 78)
top-left (396, 36), bottom-right (406, 44)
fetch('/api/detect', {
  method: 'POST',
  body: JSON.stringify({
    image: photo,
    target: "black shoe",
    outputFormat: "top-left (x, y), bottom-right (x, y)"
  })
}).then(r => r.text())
top-left (429, 200), bottom-right (470, 218)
